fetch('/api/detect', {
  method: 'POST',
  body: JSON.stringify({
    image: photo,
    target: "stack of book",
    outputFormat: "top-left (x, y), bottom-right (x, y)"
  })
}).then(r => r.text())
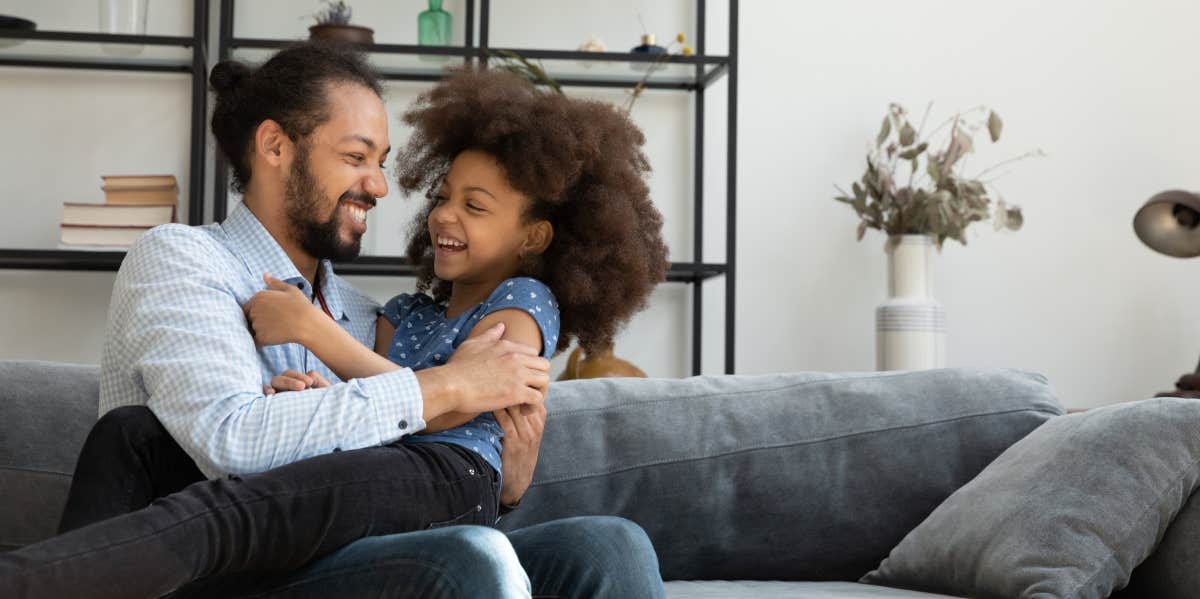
top-left (60, 175), bottom-right (178, 248)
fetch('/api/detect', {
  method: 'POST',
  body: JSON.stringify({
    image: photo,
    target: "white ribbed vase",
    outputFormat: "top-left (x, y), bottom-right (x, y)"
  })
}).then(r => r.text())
top-left (876, 235), bottom-right (946, 371)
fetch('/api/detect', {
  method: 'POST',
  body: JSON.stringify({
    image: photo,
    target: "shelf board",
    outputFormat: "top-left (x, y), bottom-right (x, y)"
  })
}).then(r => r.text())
top-left (0, 249), bottom-right (726, 283)
top-left (227, 38), bottom-right (728, 90)
top-left (0, 31), bottom-right (198, 72)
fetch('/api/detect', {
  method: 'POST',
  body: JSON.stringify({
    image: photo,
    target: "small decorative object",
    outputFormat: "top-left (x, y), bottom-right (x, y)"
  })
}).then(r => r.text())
top-left (308, 1), bottom-right (373, 46)
top-left (99, 0), bottom-right (149, 56)
top-left (557, 343), bottom-right (647, 381)
top-left (417, 0), bottom-right (451, 47)
top-left (630, 33), bottom-right (666, 56)
top-left (577, 35), bottom-right (606, 53)
top-left (0, 15), bottom-right (35, 49)
top-left (1133, 190), bottom-right (1200, 398)
top-left (575, 34), bottom-right (605, 69)
top-left (835, 103), bottom-right (1041, 371)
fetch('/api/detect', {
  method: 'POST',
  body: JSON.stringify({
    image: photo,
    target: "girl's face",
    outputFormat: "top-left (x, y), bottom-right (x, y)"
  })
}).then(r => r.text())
top-left (427, 149), bottom-right (535, 286)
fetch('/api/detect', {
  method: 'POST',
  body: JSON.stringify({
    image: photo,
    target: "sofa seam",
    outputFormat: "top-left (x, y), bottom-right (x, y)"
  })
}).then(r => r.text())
top-left (533, 406), bottom-right (1059, 486)
top-left (552, 370), bottom-right (1052, 417)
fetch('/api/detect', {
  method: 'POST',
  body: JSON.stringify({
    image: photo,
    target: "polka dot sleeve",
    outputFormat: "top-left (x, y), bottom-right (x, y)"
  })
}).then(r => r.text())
top-left (377, 293), bottom-right (431, 328)
top-left (478, 277), bottom-right (560, 357)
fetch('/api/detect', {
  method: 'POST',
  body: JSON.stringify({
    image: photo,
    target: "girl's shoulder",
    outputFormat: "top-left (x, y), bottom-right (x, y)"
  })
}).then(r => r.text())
top-left (378, 291), bottom-right (441, 327)
top-left (484, 277), bottom-right (558, 309)
top-left (475, 277), bottom-right (560, 357)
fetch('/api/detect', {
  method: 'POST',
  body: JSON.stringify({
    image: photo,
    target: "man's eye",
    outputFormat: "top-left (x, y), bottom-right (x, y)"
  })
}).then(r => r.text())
top-left (347, 154), bottom-right (365, 163)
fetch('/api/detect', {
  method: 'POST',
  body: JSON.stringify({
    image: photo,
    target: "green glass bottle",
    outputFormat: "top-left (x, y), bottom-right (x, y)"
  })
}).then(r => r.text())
top-left (418, 0), bottom-right (451, 46)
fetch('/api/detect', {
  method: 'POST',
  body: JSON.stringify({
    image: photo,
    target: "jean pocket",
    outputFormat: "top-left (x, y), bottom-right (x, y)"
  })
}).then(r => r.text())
top-left (426, 503), bottom-right (484, 530)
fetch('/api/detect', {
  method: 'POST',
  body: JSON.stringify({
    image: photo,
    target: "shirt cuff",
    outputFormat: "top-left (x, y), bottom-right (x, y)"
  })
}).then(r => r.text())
top-left (361, 368), bottom-right (426, 444)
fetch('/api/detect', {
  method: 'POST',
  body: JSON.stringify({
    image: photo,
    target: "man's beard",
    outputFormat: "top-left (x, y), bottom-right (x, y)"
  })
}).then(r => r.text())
top-left (284, 145), bottom-right (369, 262)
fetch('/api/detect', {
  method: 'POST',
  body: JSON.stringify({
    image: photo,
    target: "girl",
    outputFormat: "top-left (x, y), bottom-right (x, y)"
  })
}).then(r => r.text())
top-left (247, 64), bottom-right (670, 511)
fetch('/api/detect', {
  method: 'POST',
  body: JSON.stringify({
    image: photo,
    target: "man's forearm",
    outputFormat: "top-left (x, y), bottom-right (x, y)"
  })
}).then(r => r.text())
top-left (413, 365), bottom-right (463, 424)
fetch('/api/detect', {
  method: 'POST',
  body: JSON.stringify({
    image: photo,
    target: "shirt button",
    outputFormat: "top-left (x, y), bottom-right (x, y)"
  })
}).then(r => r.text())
top-left (398, 420), bottom-right (408, 429)
top-left (467, 468), bottom-right (476, 476)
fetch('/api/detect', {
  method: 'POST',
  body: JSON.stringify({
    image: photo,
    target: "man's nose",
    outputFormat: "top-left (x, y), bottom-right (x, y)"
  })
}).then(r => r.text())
top-left (364, 167), bottom-right (388, 199)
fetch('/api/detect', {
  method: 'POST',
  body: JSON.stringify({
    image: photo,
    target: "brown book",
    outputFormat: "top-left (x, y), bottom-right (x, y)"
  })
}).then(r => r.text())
top-left (101, 174), bottom-right (178, 190)
top-left (60, 224), bottom-right (154, 248)
top-left (62, 202), bottom-right (175, 227)
top-left (103, 187), bottom-right (180, 205)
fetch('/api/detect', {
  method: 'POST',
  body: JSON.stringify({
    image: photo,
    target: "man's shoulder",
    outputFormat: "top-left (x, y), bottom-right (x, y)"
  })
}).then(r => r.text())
top-left (123, 223), bottom-right (232, 272)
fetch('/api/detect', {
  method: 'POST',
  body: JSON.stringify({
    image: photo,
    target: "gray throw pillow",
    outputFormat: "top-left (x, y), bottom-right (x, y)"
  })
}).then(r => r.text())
top-left (861, 398), bottom-right (1200, 599)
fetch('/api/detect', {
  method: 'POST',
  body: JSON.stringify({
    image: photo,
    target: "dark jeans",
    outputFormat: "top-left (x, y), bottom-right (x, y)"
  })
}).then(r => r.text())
top-left (3, 406), bottom-right (499, 599)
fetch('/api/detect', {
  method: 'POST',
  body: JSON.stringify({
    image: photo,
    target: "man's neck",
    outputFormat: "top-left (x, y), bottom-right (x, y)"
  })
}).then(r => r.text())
top-left (242, 194), bottom-right (319, 287)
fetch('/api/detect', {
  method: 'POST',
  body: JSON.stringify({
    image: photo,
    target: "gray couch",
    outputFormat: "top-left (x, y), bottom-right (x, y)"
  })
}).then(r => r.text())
top-left (0, 359), bottom-right (1117, 598)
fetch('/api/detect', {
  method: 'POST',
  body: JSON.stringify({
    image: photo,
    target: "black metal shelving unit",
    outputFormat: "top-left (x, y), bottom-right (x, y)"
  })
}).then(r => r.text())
top-left (1, 0), bottom-right (736, 376)
top-left (0, 0), bottom-right (210, 238)
top-left (216, 0), bottom-right (738, 375)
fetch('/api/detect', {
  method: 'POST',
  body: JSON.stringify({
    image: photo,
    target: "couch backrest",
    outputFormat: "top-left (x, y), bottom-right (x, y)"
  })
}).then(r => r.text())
top-left (496, 368), bottom-right (1062, 581)
top-left (0, 361), bottom-right (1062, 583)
top-left (0, 360), bottom-right (100, 551)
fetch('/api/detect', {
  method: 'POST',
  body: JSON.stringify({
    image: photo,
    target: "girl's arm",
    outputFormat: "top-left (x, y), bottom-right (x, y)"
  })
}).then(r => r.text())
top-left (245, 275), bottom-right (400, 381)
top-left (419, 308), bottom-right (546, 434)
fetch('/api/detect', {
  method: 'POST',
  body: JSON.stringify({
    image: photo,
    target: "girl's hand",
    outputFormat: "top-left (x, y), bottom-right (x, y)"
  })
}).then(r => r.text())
top-left (263, 369), bottom-right (332, 395)
top-left (494, 397), bottom-right (548, 508)
top-left (244, 274), bottom-right (321, 347)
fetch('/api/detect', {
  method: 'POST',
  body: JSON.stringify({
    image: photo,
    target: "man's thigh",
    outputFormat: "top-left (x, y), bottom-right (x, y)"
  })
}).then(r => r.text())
top-left (168, 526), bottom-right (531, 599)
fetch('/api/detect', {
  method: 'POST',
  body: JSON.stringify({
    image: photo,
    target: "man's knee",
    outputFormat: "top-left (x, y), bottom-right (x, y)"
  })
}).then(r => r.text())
top-left (91, 405), bottom-right (165, 444)
top-left (540, 516), bottom-right (655, 555)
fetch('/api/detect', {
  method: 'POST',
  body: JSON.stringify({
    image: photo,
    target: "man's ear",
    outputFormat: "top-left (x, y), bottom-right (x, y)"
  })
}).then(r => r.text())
top-left (522, 220), bottom-right (554, 257)
top-left (254, 119), bottom-right (292, 168)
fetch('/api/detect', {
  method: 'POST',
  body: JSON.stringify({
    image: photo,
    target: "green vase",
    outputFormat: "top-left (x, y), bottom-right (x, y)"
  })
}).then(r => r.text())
top-left (418, 0), bottom-right (451, 46)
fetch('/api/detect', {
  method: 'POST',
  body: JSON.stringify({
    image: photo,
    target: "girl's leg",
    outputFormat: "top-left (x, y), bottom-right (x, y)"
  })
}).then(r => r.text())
top-left (2, 441), bottom-right (498, 599)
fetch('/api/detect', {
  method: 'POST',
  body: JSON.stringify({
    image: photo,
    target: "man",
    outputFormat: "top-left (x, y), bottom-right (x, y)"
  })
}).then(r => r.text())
top-left (0, 43), bottom-right (663, 598)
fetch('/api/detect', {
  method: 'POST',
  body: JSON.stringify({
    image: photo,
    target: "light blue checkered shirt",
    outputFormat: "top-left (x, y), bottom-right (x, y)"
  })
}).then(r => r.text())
top-left (99, 202), bottom-right (426, 478)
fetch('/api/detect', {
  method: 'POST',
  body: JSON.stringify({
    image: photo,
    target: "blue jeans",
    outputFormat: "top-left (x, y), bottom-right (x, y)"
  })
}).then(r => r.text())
top-left (171, 516), bottom-right (663, 599)
top-left (32, 406), bottom-right (665, 599)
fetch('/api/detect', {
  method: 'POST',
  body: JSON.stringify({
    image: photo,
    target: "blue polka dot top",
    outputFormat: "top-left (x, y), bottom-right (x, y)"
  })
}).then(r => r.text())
top-left (378, 277), bottom-right (560, 477)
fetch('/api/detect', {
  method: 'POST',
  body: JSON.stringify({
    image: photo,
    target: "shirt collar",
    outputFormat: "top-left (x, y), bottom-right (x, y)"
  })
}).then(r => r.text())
top-left (220, 203), bottom-right (347, 321)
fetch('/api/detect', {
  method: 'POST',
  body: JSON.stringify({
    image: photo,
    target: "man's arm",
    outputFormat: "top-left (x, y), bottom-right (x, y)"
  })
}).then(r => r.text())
top-left (113, 227), bottom-right (449, 476)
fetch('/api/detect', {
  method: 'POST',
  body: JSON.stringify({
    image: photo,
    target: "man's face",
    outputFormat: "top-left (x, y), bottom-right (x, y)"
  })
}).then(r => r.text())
top-left (284, 82), bottom-right (390, 261)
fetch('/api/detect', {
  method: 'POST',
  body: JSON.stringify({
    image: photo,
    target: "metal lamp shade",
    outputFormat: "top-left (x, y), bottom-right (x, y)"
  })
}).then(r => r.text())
top-left (1133, 190), bottom-right (1200, 258)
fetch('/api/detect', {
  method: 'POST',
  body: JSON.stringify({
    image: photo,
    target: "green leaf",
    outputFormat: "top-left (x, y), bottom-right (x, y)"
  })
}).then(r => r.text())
top-left (988, 111), bottom-right (1003, 142)
top-left (926, 158), bottom-right (941, 184)
top-left (857, 221), bottom-right (868, 241)
top-left (852, 182), bottom-right (866, 201)
top-left (898, 142), bottom-right (928, 160)
top-left (876, 116), bottom-right (892, 147)
top-left (899, 122), bottom-right (916, 147)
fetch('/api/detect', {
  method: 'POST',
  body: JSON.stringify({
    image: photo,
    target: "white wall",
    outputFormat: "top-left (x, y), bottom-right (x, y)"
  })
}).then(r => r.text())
top-left (2, 1), bottom-right (1198, 408)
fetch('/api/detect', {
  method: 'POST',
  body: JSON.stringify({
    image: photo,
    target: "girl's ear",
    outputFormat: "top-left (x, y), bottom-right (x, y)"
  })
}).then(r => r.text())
top-left (522, 220), bottom-right (554, 257)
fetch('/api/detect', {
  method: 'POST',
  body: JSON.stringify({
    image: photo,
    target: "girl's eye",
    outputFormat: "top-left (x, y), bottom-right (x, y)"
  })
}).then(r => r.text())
top-left (467, 203), bottom-right (485, 212)
top-left (433, 195), bottom-right (448, 204)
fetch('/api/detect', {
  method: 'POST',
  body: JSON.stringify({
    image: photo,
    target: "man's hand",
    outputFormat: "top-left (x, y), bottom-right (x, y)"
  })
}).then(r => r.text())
top-left (243, 274), bottom-right (322, 347)
top-left (494, 400), bottom-right (548, 507)
top-left (428, 323), bottom-right (551, 417)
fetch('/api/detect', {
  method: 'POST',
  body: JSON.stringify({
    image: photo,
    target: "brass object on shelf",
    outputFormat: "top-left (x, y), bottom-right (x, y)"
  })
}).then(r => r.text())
top-left (557, 344), bottom-right (647, 380)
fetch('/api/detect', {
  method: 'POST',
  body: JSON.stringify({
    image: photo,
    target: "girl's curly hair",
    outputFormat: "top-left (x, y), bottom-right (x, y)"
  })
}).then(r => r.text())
top-left (395, 66), bottom-right (669, 356)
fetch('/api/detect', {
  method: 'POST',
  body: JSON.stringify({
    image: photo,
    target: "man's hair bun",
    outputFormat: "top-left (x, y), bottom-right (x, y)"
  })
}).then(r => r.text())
top-left (209, 60), bottom-right (251, 94)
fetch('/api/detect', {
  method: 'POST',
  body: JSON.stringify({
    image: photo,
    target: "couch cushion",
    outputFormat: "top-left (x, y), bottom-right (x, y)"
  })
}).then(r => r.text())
top-left (0, 360), bottom-right (99, 550)
top-left (498, 368), bottom-right (1061, 581)
top-left (862, 398), bottom-right (1200, 599)
top-left (1116, 487), bottom-right (1200, 598)
top-left (664, 580), bottom-right (962, 598)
